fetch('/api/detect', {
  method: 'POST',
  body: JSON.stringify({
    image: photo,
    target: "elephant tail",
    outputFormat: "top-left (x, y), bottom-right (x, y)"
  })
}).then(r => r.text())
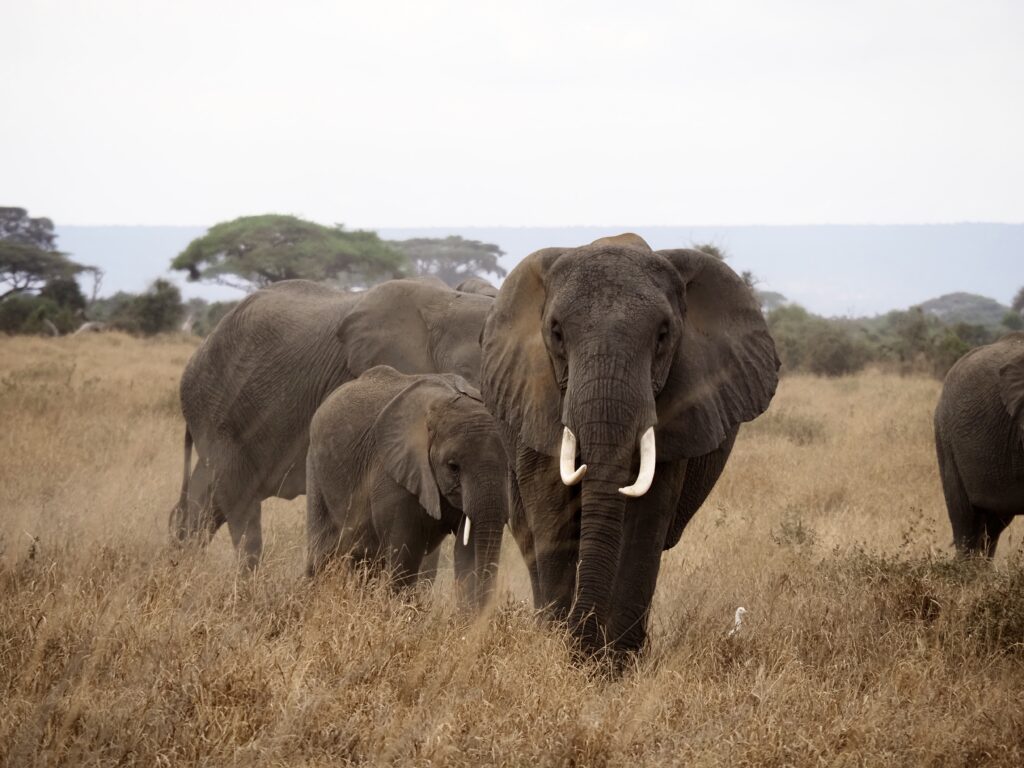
top-left (177, 427), bottom-right (193, 512)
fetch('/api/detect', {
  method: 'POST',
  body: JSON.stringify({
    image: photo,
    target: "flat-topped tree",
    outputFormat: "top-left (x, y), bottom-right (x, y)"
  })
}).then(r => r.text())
top-left (0, 207), bottom-right (57, 250)
top-left (172, 214), bottom-right (409, 292)
top-left (390, 235), bottom-right (506, 287)
top-left (0, 208), bottom-right (91, 301)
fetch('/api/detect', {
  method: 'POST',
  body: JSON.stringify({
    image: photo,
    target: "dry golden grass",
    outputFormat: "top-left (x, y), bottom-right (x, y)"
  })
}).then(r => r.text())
top-left (2, 333), bottom-right (1023, 766)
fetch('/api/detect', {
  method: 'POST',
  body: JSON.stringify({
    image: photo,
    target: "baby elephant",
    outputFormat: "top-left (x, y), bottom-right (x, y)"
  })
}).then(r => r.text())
top-left (935, 332), bottom-right (1024, 556)
top-left (306, 365), bottom-right (508, 608)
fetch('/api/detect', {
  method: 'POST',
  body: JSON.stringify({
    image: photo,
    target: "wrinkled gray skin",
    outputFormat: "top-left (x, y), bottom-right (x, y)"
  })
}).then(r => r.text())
top-left (480, 234), bottom-right (779, 658)
top-left (934, 332), bottom-right (1024, 556)
top-left (455, 276), bottom-right (499, 297)
top-left (170, 278), bottom-right (493, 568)
top-left (306, 366), bottom-right (508, 609)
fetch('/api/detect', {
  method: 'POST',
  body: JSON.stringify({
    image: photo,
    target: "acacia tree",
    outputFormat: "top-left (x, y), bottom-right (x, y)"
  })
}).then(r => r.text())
top-left (0, 243), bottom-right (84, 300)
top-left (171, 214), bottom-right (408, 291)
top-left (1013, 286), bottom-right (1024, 315)
top-left (0, 208), bottom-right (93, 301)
top-left (1, 207), bottom-right (57, 249)
top-left (390, 236), bottom-right (506, 287)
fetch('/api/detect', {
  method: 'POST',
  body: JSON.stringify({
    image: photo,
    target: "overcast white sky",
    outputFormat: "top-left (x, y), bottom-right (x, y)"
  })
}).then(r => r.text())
top-left (3, 1), bottom-right (1023, 227)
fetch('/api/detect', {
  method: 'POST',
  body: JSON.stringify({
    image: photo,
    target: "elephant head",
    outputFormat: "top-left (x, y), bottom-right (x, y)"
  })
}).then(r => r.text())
top-left (338, 279), bottom-right (492, 386)
top-left (455, 276), bottom-right (500, 298)
top-left (373, 371), bottom-right (508, 608)
top-left (480, 234), bottom-right (779, 648)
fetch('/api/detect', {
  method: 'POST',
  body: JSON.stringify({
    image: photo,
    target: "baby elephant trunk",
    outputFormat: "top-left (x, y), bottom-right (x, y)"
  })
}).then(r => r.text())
top-left (458, 477), bottom-right (506, 611)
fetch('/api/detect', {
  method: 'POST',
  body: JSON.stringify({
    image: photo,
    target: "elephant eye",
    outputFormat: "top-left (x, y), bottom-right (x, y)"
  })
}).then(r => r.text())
top-left (656, 322), bottom-right (670, 351)
top-left (447, 460), bottom-right (460, 476)
top-left (550, 321), bottom-right (564, 349)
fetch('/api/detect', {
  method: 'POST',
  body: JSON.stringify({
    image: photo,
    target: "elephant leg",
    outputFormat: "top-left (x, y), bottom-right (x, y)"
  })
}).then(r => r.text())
top-left (212, 457), bottom-right (264, 568)
top-left (226, 499), bottom-right (263, 569)
top-left (936, 435), bottom-right (1006, 556)
top-left (516, 446), bottom-right (579, 621)
top-left (382, 532), bottom-right (425, 590)
top-left (191, 459), bottom-right (227, 541)
top-left (306, 480), bottom-right (340, 577)
top-left (371, 479), bottom-right (427, 590)
top-left (607, 461), bottom-right (688, 656)
top-left (664, 429), bottom-right (736, 550)
top-left (508, 468), bottom-right (544, 610)
top-left (170, 457), bottom-right (225, 544)
top-left (978, 511), bottom-right (1015, 557)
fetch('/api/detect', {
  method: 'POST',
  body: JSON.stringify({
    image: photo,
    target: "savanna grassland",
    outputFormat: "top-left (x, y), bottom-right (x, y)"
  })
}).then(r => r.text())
top-left (1, 333), bottom-right (1023, 767)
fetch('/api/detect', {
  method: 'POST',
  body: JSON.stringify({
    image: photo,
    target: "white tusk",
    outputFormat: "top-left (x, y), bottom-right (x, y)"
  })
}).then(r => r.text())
top-left (560, 427), bottom-right (587, 486)
top-left (619, 427), bottom-right (656, 498)
top-left (462, 516), bottom-right (471, 546)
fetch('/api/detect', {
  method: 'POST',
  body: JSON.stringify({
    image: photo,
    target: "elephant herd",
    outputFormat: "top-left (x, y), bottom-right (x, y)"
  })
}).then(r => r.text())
top-left (169, 233), bottom-right (1024, 660)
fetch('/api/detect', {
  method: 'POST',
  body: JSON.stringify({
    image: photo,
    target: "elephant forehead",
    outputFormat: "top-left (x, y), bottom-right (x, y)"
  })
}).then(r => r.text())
top-left (434, 396), bottom-right (493, 430)
top-left (550, 247), bottom-right (672, 293)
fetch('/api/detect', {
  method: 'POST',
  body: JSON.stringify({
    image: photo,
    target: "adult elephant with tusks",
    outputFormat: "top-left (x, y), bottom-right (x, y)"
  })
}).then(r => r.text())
top-left (480, 233), bottom-right (780, 659)
top-left (170, 277), bottom-right (493, 569)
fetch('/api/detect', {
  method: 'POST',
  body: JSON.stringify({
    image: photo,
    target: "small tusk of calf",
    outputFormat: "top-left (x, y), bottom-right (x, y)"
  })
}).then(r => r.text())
top-left (463, 516), bottom-right (471, 546)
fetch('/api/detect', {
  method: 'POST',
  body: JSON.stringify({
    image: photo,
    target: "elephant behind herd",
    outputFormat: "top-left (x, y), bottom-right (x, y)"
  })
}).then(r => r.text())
top-left (169, 233), bottom-right (1023, 660)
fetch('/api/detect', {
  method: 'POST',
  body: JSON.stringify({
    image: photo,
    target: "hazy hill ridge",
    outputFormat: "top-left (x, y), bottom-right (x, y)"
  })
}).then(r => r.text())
top-left (57, 223), bottom-right (1024, 316)
top-left (917, 292), bottom-right (1012, 329)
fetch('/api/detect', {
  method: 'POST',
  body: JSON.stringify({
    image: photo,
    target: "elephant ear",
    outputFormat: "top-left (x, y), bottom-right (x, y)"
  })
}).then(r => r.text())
top-left (998, 340), bottom-right (1024, 447)
top-left (373, 377), bottom-right (452, 520)
top-left (339, 280), bottom-right (451, 378)
top-left (480, 248), bottom-right (566, 457)
top-left (655, 249), bottom-right (780, 459)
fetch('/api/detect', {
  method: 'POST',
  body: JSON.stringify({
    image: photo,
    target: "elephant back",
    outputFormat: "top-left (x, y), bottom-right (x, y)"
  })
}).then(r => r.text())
top-left (338, 279), bottom-right (492, 386)
top-left (180, 280), bottom-right (360, 454)
top-left (937, 332), bottom-right (1024, 465)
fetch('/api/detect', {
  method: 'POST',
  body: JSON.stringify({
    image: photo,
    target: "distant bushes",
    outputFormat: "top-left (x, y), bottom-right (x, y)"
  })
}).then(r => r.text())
top-left (0, 294), bottom-right (80, 335)
top-left (89, 279), bottom-right (186, 335)
top-left (1, 276), bottom-right (239, 339)
top-left (0, 275), bottom-right (87, 335)
top-left (767, 303), bottom-right (1011, 378)
top-left (186, 300), bottom-right (238, 337)
top-left (806, 325), bottom-right (870, 377)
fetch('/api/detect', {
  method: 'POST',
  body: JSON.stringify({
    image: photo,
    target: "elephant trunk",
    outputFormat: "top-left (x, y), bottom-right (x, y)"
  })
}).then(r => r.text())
top-left (564, 348), bottom-right (656, 654)
top-left (463, 473), bottom-right (507, 610)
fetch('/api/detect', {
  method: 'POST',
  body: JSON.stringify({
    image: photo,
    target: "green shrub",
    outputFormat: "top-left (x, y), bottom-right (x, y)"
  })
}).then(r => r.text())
top-left (766, 304), bottom-right (819, 372)
top-left (105, 280), bottom-right (185, 335)
top-left (806, 325), bottom-right (868, 377)
top-left (768, 302), bottom-right (1005, 379)
top-left (0, 294), bottom-right (78, 335)
top-left (1002, 311), bottom-right (1024, 331)
top-left (39, 276), bottom-right (87, 313)
top-left (931, 330), bottom-right (972, 378)
top-left (192, 301), bottom-right (238, 336)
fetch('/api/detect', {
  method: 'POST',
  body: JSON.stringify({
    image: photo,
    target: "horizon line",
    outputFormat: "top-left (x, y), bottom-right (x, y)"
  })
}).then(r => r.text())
top-left (56, 220), bottom-right (1024, 229)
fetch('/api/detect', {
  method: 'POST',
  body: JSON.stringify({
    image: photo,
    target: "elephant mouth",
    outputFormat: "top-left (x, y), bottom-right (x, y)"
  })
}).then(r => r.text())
top-left (559, 425), bottom-right (657, 498)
